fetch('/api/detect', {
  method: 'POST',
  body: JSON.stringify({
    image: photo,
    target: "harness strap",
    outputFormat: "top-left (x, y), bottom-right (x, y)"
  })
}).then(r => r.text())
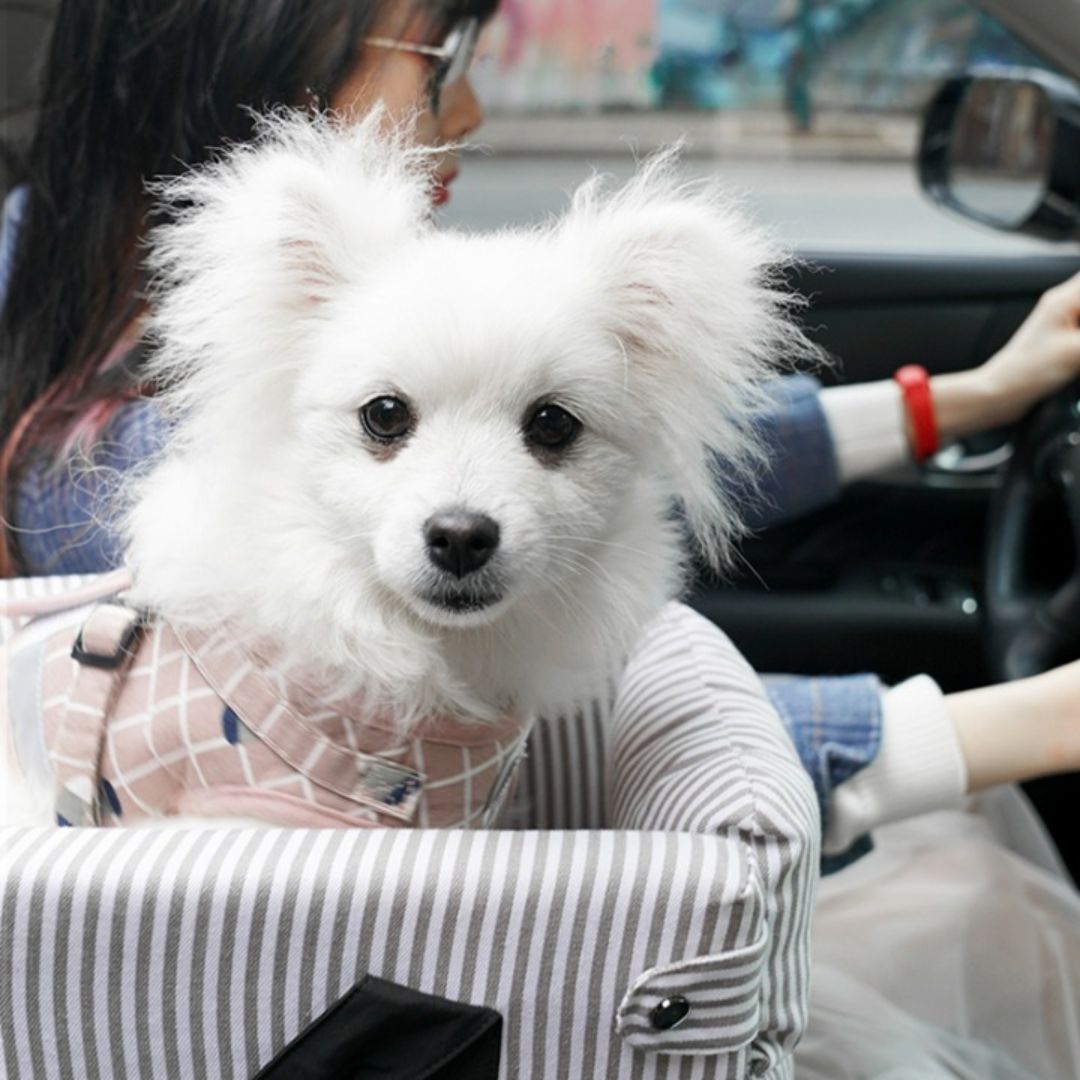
top-left (51, 602), bottom-right (143, 826)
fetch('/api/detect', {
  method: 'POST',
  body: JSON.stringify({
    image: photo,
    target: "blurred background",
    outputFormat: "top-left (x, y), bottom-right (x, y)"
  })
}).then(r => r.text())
top-left (473, 0), bottom-right (1047, 115)
top-left (448, 0), bottom-right (1066, 251)
top-left (1, 1), bottom-right (1071, 251)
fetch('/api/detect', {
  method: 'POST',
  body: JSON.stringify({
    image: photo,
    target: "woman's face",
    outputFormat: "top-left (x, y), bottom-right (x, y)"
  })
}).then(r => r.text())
top-left (330, 1), bottom-right (486, 206)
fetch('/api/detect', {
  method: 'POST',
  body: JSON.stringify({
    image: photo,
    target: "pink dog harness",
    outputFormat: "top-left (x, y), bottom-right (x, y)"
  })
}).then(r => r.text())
top-left (4, 576), bottom-right (531, 829)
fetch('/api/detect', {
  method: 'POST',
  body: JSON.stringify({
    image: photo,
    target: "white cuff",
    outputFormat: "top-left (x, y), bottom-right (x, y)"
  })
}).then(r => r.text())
top-left (823, 674), bottom-right (968, 855)
top-left (818, 380), bottom-right (910, 484)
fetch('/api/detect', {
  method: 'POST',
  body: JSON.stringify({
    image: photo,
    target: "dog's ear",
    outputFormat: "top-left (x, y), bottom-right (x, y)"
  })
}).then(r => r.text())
top-left (559, 149), bottom-right (818, 568)
top-left (143, 108), bottom-right (435, 397)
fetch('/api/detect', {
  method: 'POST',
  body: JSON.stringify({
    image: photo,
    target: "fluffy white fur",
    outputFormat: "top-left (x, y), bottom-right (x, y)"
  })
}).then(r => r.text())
top-left (120, 109), bottom-right (813, 728)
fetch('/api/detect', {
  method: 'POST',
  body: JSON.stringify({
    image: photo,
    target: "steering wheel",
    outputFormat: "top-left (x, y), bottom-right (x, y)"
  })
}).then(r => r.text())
top-left (985, 378), bottom-right (1080, 681)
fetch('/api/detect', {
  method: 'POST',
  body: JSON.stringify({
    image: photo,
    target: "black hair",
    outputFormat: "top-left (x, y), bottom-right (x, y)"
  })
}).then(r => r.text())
top-left (0, 0), bottom-right (497, 571)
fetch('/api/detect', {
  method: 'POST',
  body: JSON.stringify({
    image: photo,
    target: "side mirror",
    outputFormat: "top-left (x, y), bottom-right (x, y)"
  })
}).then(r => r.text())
top-left (919, 70), bottom-right (1080, 241)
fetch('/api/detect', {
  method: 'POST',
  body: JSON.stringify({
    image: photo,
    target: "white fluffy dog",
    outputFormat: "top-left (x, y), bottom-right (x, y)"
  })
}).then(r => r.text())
top-left (128, 112), bottom-right (802, 725)
top-left (3, 112), bottom-right (810, 828)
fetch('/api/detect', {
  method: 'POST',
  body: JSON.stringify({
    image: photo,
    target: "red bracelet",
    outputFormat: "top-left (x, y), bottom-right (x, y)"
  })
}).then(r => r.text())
top-left (893, 364), bottom-right (939, 461)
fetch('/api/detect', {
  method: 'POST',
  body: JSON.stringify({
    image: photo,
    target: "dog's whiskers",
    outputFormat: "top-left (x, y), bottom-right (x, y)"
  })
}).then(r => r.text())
top-left (545, 534), bottom-right (660, 561)
top-left (539, 553), bottom-right (642, 630)
top-left (544, 549), bottom-right (620, 591)
top-left (329, 527), bottom-right (374, 546)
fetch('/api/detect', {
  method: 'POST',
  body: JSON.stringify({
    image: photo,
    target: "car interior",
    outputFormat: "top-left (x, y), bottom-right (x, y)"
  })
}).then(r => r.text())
top-left (695, 63), bottom-right (1080, 882)
top-left (2, 1), bottom-right (1077, 882)
top-left (2, 2), bottom-right (1079, 1075)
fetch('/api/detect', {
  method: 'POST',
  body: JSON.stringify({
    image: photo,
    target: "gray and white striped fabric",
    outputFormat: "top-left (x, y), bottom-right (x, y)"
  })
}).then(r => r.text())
top-left (514, 697), bottom-right (612, 831)
top-left (2, 584), bottom-right (817, 1078)
top-left (0, 574), bottom-right (96, 643)
top-left (513, 604), bottom-right (819, 1074)
top-left (2, 824), bottom-right (797, 1080)
top-left (609, 604), bottom-right (818, 1075)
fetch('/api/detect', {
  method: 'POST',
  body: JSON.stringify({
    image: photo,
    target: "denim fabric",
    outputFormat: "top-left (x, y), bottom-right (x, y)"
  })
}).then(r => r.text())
top-left (0, 185), bottom-right (27, 301)
top-left (765, 673), bottom-right (883, 873)
top-left (13, 399), bottom-right (166, 574)
top-left (744, 374), bottom-right (842, 529)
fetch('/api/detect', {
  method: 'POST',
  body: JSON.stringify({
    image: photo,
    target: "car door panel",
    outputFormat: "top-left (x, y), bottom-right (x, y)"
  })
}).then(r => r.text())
top-left (795, 252), bottom-right (1080, 384)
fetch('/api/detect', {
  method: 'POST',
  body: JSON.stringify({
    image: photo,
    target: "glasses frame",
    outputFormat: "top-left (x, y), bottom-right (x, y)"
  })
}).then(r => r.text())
top-left (364, 17), bottom-right (480, 111)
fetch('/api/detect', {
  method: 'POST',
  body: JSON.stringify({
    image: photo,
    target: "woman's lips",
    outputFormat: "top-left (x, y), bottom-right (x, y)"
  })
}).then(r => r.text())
top-left (431, 171), bottom-right (458, 206)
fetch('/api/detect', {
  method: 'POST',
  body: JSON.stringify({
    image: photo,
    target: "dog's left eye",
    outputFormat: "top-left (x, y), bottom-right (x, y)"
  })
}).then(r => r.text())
top-left (524, 403), bottom-right (581, 452)
top-left (360, 396), bottom-right (413, 441)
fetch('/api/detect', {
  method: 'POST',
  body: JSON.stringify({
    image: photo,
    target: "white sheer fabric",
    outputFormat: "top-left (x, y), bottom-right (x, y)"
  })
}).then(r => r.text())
top-left (797, 786), bottom-right (1080, 1079)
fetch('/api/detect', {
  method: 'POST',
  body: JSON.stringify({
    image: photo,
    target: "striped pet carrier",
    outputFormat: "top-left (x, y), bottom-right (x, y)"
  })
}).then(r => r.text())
top-left (2, 573), bottom-right (818, 1079)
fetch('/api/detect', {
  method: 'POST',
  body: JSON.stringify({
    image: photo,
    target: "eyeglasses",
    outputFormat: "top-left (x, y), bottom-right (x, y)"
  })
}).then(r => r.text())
top-left (364, 17), bottom-right (481, 110)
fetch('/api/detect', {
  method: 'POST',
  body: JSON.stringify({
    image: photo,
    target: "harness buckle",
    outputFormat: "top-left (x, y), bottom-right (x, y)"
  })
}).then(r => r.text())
top-left (71, 605), bottom-right (144, 670)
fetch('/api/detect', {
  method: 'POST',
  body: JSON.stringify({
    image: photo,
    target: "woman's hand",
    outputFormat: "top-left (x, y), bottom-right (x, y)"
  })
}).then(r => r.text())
top-left (931, 270), bottom-right (1080, 442)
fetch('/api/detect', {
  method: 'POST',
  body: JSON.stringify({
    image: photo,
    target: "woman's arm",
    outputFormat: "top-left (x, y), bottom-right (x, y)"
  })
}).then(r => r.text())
top-left (949, 659), bottom-right (1080, 790)
top-left (12, 397), bottom-right (166, 575)
top-left (750, 270), bottom-right (1080, 518)
top-left (739, 373), bottom-right (843, 528)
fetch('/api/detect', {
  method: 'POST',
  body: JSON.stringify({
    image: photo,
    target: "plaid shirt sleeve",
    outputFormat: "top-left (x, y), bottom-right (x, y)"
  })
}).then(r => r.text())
top-left (742, 373), bottom-right (843, 529)
top-left (2, 186), bottom-right (167, 576)
top-left (12, 399), bottom-right (167, 575)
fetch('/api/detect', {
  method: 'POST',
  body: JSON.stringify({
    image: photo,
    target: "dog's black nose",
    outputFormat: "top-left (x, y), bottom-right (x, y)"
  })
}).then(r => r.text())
top-left (424, 510), bottom-right (501, 579)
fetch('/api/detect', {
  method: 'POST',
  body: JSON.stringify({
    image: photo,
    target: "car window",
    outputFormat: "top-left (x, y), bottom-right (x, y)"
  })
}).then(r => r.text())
top-left (446, 0), bottom-right (1080, 255)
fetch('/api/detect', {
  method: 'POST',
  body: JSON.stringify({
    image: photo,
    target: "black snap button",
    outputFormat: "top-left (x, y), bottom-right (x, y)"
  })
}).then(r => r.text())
top-left (649, 995), bottom-right (690, 1030)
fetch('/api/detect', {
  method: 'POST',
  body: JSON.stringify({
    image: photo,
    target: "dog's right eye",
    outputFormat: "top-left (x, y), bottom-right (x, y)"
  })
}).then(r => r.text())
top-left (359, 396), bottom-right (413, 441)
top-left (524, 403), bottom-right (581, 453)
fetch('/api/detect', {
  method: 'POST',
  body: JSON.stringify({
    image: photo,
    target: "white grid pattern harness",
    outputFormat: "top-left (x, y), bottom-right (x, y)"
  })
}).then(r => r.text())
top-left (8, 580), bottom-right (529, 831)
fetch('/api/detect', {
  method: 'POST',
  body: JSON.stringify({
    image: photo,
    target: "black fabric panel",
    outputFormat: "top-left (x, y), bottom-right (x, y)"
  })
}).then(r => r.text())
top-left (788, 251), bottom-right (1079, 304)
top-left (782, 251), bottom-right (1080, 386)
top-left (253, 975), bottom-right (502, 1080)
